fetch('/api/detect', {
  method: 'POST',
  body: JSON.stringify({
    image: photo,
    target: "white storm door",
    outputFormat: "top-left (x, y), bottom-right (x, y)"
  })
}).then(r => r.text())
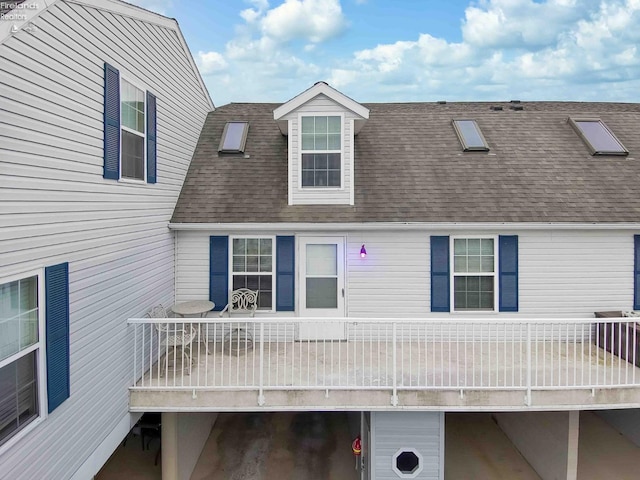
top-left (299, 236), bottom-right (346, 340)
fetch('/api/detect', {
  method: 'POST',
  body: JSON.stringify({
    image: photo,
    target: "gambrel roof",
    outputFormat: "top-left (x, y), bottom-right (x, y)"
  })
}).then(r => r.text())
top-left (172, 100), bottom-right (640, 224)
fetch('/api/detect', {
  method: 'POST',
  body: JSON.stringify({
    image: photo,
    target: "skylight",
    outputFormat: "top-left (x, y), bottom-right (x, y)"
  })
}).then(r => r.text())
top-left (218, 121), bottom-right (249, 153)
top-left (452, 120), bottom-right (489, 152)
top-left (568, 118), bottom-right (628, 156)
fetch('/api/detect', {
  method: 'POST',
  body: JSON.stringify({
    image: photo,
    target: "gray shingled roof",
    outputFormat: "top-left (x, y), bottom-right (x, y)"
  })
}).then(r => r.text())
top-left (171, 101), bottom-right (640, 224)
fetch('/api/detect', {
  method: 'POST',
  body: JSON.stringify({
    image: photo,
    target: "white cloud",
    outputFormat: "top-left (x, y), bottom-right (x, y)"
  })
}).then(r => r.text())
top-left (248, 0), bottom-right (270, 9)
top-left (198, 0), bottom-right (640, 105)
top-left (322, 0), bottom-right (640, 102)
top-left (615, 46), bottom-right (637, 66)
top-left (197, 51), bottom-right (228, 74)
top-left (240, 0), bottom-right (270, 23)
top-left (328, 68), bottom-right (358, 88)
top-left (354, 40), bottom-right (415, 73)
top-left (261, 0), bottom-right (347, 43)
top-left (461, 0), bottom-right (592, 49)
top-left (196, 0), bottom-right (348, 104)
top-left (240, 8), bottom-right (262, 23)
top-left (415, 34), bottom-right (472, 66)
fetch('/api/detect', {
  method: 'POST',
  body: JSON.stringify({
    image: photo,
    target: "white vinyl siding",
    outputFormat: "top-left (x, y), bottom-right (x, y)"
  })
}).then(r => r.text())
top-left (175, 230), bottom-right (211, 302)
top-left (176, 229), bottom-right (635, 320)
top-left (347, 232), bottom-right (430, 317)
top-left (517, 231), bottom-right (633, 316)
top-left (285, 94), bottom-right (356, 205)
top-left (371, 411), bottom-right (444, 480)
top-left (0, 0), bottom-right (210, 478)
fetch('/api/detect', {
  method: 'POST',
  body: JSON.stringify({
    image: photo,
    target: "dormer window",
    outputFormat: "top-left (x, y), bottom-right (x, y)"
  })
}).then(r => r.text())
top-left (568, 118), bottom-right (628, 156)
top-left (301, 115), bottom-right (342, 187)
top-left (273, 82), bottom-right (369, 205)
top-left (219, 121), bottom-right (249, 153)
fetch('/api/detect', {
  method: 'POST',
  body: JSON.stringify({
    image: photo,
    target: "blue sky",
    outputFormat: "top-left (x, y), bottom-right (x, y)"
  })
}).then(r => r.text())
top-left (133, 0), bottom-right (640, 106)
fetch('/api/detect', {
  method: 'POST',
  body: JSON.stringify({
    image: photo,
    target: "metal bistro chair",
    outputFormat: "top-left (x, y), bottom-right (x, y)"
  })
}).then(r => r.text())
top-left (219, 288), bottom-right (257, 355)
top-left (148, 304), bottom-right (196, 375)
top-left (219, 288), bottom-right (259, 317)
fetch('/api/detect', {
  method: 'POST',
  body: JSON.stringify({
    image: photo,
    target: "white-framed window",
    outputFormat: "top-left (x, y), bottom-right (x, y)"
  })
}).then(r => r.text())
top-left (230, 236), bottom-right (275, 311)
top-left (300, 114), bottom-right (343, 188)
top-left (0, 271), bottom-right (46, 450)
top-left (120, 78), bottom-right (146, 181)
top-left (451, 236), bottom-right (497, 311)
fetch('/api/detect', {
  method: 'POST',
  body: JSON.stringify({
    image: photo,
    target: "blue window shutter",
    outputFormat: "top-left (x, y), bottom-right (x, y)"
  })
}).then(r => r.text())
top-left (634, 235), bottom-right (640, 310)
top-left (276, 236), bottom-right (295, 311)
top-left (210, 236), bottom-right (228, 311)
top-left (103, 63), bottom-right (120, 180)
top-left (431, 236), bottom-right (450, 312)
top-left (499, 235), bottom-right (519, 312)
top-left (146, 91), bottom-right (157, 184)
top-left (45, 262), bottom-right (70, 413)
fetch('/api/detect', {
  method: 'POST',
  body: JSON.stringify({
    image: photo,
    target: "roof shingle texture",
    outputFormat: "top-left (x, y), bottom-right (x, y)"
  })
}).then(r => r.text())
top-left (171, 101), bottom-right (640, 224)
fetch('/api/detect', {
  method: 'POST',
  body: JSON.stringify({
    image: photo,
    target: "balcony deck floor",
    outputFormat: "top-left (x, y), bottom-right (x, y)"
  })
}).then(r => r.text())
top-left (131, 339), bottom-right (640, 410)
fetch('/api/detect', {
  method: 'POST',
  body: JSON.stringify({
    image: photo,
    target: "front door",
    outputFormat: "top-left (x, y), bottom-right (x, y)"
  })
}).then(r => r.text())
top-left (298, 236), bottom-right (346, 340)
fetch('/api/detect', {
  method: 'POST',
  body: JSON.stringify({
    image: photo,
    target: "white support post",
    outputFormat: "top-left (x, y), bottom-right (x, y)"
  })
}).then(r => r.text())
top-left (525, 322), bottom-right (532, 406)
top-left (391, 322), bottom-right (398, 407)
top-left (133, 325), bottom-right (137, 387)
top-left (567, 411), bottom-right (579, 480)
top-left (161, 412), bottom-right (178, 480)
top-left (258, 323), bottom-right (265, 406)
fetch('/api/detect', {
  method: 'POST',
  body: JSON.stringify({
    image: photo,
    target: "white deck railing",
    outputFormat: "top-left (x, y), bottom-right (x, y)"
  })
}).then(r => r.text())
top-left (127, 317), bottom-right (640, 406)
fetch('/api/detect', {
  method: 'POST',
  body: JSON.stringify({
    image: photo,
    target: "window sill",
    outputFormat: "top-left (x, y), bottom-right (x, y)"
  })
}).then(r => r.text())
top-left (253, 310), bottom-right (296, 317)
top-left (118, 177), bottom-right (149, 185)
top-left (0, 415), bottom-right (44, 456)
top-left (449, 310), bottom-right (498, 315)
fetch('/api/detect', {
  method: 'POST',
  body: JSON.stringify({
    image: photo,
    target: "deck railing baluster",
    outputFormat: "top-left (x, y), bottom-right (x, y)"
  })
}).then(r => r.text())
top-left (126, 317), bottom-right (640, 408)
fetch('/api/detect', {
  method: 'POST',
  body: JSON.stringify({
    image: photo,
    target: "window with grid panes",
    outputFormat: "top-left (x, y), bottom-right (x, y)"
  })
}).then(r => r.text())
top-left (452, 238), bottom-right (496, 311)
top-left (301, 116), bottom-right (341, 187)
top-left (0, 275), bottom-right (41, 448)
top-left (231, 238), bottom-right (274, 309)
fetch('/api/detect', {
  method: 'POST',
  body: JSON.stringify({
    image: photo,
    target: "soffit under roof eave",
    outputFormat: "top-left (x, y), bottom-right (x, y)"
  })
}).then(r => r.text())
top-left (169, 222), bottom-right (640, 232)
top-left (273, 82), bottom-right (370, 121)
